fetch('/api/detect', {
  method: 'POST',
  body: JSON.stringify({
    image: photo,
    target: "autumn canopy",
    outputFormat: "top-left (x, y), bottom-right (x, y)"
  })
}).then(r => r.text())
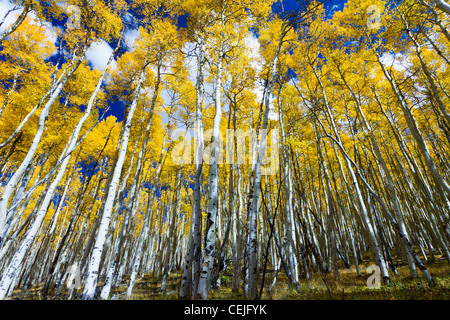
top-left (0, 0), bottom-right (449, 301)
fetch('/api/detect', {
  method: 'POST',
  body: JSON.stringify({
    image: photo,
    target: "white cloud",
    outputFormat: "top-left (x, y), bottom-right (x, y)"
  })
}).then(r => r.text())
top-left (37, 15), bottom-right (58, 54)
top-left (244, 33), bottom-right (262, 74)
top-left (0, 0), bottom-right (18, 33)
top-left (182, 41), bottom-right (198, 82)
top-left (86, 40), bottom-right (117, 71)
top-left (0, 0), bottom-right (58, 55)
top-left (244, 33), bottom-right (276, 118)
top-left (123, 27), bottom-right (140, 50)
top-left (379, 52), bottom-right (408, 72)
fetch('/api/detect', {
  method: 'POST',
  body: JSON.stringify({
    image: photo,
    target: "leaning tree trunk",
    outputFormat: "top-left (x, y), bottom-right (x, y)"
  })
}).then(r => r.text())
top-left (0, 49), bottom-right (85, 241)
top-left (0, 1), bottom-right (32, 42)
top-left (82, 57), bottom-right (147, 300)
top-left (335, 62), bottom-right (418, 278)
top-left (246, 32), bottom-right (283, 299)
top-left (0, 44), bottom-right (113, 299)
top-left (126, 129), bottom-right (168, 297)
top-left (307, 63), bottom-right (391, 284)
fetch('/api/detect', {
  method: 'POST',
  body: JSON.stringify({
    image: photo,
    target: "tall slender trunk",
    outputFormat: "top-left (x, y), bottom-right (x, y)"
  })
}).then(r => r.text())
top-left (180, 40), bottom-right (205, 299)
top-left (372, 44), bottom-right (450, 200)
top-left (246, 32), bottom-right (283, 299)
top-left (0, 1), bottom-right (32, 41)
top-left (0, 46), bottom-right (113, 300)
top-left (278, 93), bottom-right (299, 287)
top-left (433, 0), bottom-right (450, 15)
top-left (126, 129), bottom-right (168, 297)
top-left (82, 57), bottom-right (147, 300)
top-left (335, 62), bottom-right (418, 278)
top-left (0, 50), bottom-right (86, 240)
top-left (305, 62), bottom-right (391, 284)
top-left (197, 47), bottom-right (223, 300)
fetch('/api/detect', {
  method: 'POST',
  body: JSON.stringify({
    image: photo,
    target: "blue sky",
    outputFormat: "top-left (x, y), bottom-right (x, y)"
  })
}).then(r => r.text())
top-left (276, 0), bottom-right (347, 15)
top-left (0, 0), bottom-right (350, 123)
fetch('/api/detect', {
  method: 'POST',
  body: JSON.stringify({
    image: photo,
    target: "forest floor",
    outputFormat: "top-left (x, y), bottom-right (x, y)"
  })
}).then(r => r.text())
top-left (121, 259), bottom-right (450, 300)
top-left (9, 254), bottom-right (450, 300)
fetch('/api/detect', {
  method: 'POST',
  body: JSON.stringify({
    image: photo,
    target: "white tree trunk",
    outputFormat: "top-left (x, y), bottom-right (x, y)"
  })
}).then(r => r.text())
top-left (197, 48), bottom-right (223, 300)
top-left (126, 132), bottom-right (167, 297)
top-left (0, 1), bottom-right (31, 41)
top-left (179, 40), bottom-right (205, 299)
top-left (82, 59), bottom-right (146, 300)
top-left (0, 51), bottom-right (85, 246)
top-left (434, 0), bottom-right (450, 15)
top-left (0, 47), bottom-right (113, 300)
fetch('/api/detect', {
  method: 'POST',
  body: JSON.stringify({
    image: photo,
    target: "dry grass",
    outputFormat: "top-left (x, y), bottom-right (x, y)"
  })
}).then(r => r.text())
top-left (262, 260), bottom-right (450, 300)
top-left (121, 259), bottom-right (450, 300)
top-left (8, 258), bottom-right (450, 300)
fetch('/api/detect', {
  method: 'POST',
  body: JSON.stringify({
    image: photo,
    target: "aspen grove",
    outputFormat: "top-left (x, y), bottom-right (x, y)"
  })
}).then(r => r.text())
top-left (0, 0), bottom-right (450, 300)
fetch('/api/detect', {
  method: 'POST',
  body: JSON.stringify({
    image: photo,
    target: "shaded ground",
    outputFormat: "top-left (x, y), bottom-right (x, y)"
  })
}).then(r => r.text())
top-left (9, 255), bottom-right (450, 300)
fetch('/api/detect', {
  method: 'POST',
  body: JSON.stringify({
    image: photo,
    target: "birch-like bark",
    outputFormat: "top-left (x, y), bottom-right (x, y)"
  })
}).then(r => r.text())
top-left (197, 47), bottom-right (223, 300)
top-left (278, 93), bottom-right (299, 287)
top-left (433, 0), bottom-right (450, 15)
top-left (0, 49), bottom-right (85, 244)
top-left (0, 1), bottom-right (31, 42)
top-left (302, 62), bottom-right (391, 284)
top-left (0, 73), bottom-right (18, 120)
top-left (246, 33), bottom-right (283, 299)
top-left (419, 0), bottom-right (450, 43)
top-left (372, 45), bottom-right (450, 199)
top-left (82, 57), bottom-right (147, 300)
top-left (0, 90), bottom-right (49, 150)
top-left (396, 9), bottom-right (450, 133)
top-left (160, 136), bottom-right (187, 292)
top-left (102, 63), bottom-right (163, 299)
top-left (126, 130), bottom-right (168, 297)
top-left (334, 62), bottom-right (418, 278)
top-left (0, 46), bottom-right (114, 300)
top-left (231, 106), bottom-right (243, 293)
top-left (180, 40), bottom-right (205, 299)
top-left (315, 109), bottom-right (434, 282)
